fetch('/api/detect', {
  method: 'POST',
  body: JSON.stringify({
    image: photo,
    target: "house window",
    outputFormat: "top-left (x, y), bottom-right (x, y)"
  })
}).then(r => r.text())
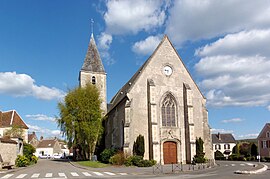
top-left (161, 94), bottom-right (176, 127)
top-left (92, 76), bottom-right (96, 85)
top-left (266, 131), bottom-right (270, 138)
top-left (215, 144), bottom-right (221, 150)
top-left (224, 144), bottom-right (230, 149)
top-left (262, 141), bottom-right (267, 148)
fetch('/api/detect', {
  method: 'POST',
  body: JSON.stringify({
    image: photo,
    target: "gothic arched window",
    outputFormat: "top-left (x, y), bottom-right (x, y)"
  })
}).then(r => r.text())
top-left (92, 76), bottom-right (96, 85)
top-left (161, 94), bottom-right (176, 127)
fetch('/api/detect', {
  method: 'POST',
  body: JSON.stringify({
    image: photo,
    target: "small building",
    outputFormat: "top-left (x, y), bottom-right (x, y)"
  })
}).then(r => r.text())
top-left (257, 123), bottom-right (270, 158)
top-left (35, 138), bottom-right (62, 158)
top-left (0, 110), bottom-right (29, 143)
top-left (28, 132), bottom-right (39, 148)
top-left (212, 133), bottom-right (236, 158)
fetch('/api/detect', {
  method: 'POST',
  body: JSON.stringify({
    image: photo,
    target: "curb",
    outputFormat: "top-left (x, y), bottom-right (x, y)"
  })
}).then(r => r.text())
top-left (234, 163), bottom-right (268, 174)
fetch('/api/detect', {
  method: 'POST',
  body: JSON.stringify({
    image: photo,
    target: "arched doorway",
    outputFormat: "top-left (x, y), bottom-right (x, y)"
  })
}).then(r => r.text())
top-left (163, 141), bottom-right (177, 164)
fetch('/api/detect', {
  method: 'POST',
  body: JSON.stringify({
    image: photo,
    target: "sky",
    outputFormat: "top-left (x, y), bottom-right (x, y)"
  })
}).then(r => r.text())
top-left (1, 0), bottom-right (270, 140)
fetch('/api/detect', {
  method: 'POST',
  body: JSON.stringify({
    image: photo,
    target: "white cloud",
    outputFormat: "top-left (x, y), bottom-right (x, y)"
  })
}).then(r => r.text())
top-left (165, 0), bottom-right (270, 46)
top-left (97, 32), bottom-right (115, 65)
top-left (195, 29), bottom-right (270, 57)
top-left (237, 133), bottom-right (258, 139)
top-left (267, 105), bottom-right (270, 111)
top-left (221, 118), bottom-right (244, 123)
top-left (0, 72), bottom-right (66, 100)
top-left (98, 32), bottom-right (112, 50)
top-left (27, 124), bottom-right (61, 138)
top-left (194, 29), bottom-right (270, 107)
top-left (25, 114), bottom-right (55, 122)
top-left (132, 35), bottom-right (162, 55)
top-left (211, 128), bottom-right (233, 134)
top-left (104, 0), bottom-right (168, 35)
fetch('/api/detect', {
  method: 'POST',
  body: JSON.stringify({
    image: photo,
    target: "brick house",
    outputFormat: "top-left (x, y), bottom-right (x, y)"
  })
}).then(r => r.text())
top-left (257, 123), bottom-right (270, 157)
top-left (212, 133), bottom-right (236, 158)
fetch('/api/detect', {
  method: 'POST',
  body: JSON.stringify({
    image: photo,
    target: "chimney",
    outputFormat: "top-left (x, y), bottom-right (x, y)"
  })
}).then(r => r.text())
top-left (32, 132), bottom-right (35, 135)
top-left (40, 136), bottom-right (43, 141)
top-left (218, 133), bottom-right (221, 140)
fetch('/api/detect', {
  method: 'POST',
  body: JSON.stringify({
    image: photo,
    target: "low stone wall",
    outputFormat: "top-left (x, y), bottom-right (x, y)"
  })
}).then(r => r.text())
top-left (0, 141), bottom-right (17, 166)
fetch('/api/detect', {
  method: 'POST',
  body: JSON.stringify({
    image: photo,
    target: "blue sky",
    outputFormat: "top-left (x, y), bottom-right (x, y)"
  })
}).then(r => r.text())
top-left (1, 0), bottom-right (270, 139)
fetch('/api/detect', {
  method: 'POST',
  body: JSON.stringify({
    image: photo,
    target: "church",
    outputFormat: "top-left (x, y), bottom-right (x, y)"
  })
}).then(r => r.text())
top-left (79, 33), bottom-right (213, 164)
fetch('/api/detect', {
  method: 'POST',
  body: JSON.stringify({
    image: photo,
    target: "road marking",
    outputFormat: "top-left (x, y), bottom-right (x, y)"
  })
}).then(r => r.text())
top-left (70, 172), bottom-right (79, 177)
top-left (45, 173), bottom-right (53, 177)
top-left (104, 172), bottom-right (115, 176)
top-left (31, 173), bottom-right (40, 178)
top-left (16, 174), bottom-right (27, 178)
top-left (58, 173), bottom-right (66, 178)
top-left (119, 173), bottom-right (128, 175)
top-left (231, 164), bottom-right (235, 166)
top-left (225, 164), bottom-right (228, 166)
top-left (240, 164), bottom-right (245, 166)
top-left (1, 174), bottom-right (14, 179)
top-left (82, 172), bottom-right (92, 176)
top-left (93, 172), bottom-right (103, 176)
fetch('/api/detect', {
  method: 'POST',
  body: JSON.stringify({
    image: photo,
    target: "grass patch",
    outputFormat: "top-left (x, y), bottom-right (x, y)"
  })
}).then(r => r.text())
top-left (76, 161), bottom-right (109, 168)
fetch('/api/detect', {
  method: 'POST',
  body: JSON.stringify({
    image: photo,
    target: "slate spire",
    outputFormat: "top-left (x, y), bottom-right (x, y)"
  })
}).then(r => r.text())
top-left (81, 33), bottom-right (105, 73)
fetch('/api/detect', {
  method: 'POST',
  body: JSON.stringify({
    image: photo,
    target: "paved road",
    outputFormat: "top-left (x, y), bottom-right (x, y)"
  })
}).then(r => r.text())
top-left (0, 160), bottom-right (269, 179)
top-left (0, 159), bottom-right (128, 179)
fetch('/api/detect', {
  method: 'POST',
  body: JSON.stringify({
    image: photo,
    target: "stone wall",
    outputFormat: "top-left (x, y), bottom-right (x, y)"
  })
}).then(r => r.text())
top-left (0, 142), bottom-right (17, 166)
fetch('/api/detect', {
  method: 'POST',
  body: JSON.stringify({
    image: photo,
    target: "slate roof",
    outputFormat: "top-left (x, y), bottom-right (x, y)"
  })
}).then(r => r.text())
top-left (0, 110), bottom-right (28, 129)
top-left (37, 139), bottom-right (57, 148)
top-left (107, 35), bottom-right (205, 114)
top-left (81, 33), bottom-right (105, 73)
top-left (212, 133), bottom-right (236, 144)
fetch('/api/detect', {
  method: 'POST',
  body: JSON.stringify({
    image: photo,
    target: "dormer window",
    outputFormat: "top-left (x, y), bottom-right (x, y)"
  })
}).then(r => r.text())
top-left (92, 76), bottom-right (96, 85)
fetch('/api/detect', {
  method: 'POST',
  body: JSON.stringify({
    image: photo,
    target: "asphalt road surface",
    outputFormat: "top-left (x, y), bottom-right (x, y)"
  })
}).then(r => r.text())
top-left (0, 159), bottom-right (269, 179)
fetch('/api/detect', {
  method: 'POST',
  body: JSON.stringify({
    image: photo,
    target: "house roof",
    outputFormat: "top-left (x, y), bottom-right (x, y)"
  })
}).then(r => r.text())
top-left (107, 35), bottom-right (205, 114)
top-left (0, 110), bottom-right (28, 129)
top-left (80, 33), bottom-right (105, 73)
top-left (37, 139), bottom-right (57, 148)
top-left (28, 132), bottom-right (38, 142)
top-left (212, 133), bottom-right (236, 143)
top-left (0, 137), bottom-right (17, 144)
top-left (257, 123), bottom-right (270, 138)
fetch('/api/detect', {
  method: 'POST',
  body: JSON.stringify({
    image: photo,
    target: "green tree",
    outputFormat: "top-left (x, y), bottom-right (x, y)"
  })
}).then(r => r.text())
top-left (4, 125), bottom-right (24, 138)
top-left (250, 143), bottom-right (258, 157)
top-left (133, 135), bottom-right (145, 157)
top-left (193, 137), bottom-right (206, 163)
top-left (23, 143), bottom-right (36, 160)
top-left (57, 84), bottom-right (103, 160)
top-left (232, 143), bottom-right (240, 156)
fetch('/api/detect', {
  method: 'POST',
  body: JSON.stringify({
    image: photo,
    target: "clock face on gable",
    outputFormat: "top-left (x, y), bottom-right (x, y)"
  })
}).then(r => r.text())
top-left (163, 65), bottom-right (173, 76)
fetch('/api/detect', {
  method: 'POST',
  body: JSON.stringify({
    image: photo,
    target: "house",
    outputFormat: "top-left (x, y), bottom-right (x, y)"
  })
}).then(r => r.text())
top-left (0, 110), bottom-right (29, 143)
top-left (79, 34), bottom-right (213, 164)
top-left (35, 138), bottom-right (62, 158)
top-left (257, 123), bottom-right (270, 158)
top-left (28, 132), bottom-right (39, 148)
top-left (212, 133), bottom-right (236, 158)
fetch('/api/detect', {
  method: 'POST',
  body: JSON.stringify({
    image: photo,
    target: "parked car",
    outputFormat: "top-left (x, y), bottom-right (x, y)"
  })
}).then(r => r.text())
top-left (52, 153), bottom-right (62, 159)
top-left (39, 154), bottom-right (51, 159)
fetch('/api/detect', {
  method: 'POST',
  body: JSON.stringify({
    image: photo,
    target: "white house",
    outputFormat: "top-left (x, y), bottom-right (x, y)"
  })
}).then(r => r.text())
top-left (212, 133), bottom-right (236, 158)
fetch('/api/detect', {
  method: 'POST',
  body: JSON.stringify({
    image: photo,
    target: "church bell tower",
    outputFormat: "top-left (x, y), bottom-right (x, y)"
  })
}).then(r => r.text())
top-left (79, 33), bottom-right (107, 115)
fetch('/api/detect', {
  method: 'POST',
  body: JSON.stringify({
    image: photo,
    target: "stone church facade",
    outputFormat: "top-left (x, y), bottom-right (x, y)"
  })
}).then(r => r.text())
top-left (80, 34), bottom-right (213, 164)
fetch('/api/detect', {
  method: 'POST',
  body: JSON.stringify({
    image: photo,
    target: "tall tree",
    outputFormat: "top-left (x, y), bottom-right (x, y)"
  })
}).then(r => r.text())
top-left (133, 135), bottom-right (145, 156)
top-left (57, 84), bottom-right (103, 160)
top-left (193, 137), bottom-right (206, 163)
top-left (251, 143), bottom-right (258, 157)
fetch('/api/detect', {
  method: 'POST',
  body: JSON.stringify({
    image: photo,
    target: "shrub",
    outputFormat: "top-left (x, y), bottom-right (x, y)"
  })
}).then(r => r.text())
top-left (265, 157), bottom-right (270, 162)
top-left (133, 135), bottom-right (145, 157)
top-left (100, 148), bottom-right (116, 163)
top-left (31, 155), bottom-right (38, 164)
top-left (109, 152), bottom-right (125, 165)
top-left (124, 156), bottom-right (133, 166)
top-left (15, 155), bottom-right (30, 167)
top-left (214, 150), bottom-right (225, 160)
top-left (131, 155), bottom-right (143, 166)
top-left (228, 154), bottom-right (238, 161)
top-left (124, 155), bottom-right (156, 167)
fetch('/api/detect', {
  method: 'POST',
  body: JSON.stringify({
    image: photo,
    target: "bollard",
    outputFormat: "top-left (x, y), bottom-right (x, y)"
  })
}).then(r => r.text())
top-left (181, 162), bottom-right (183, 171)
